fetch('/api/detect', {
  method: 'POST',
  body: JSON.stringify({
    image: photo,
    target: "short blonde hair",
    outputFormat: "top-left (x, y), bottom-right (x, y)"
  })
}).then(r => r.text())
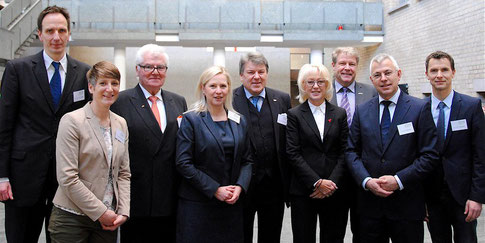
top-left (296, 64), bottom-right (333, 103)
top-left (332, 47), bottom-right (359, 64)
top-left (191, 66), bottom-right (235, 113)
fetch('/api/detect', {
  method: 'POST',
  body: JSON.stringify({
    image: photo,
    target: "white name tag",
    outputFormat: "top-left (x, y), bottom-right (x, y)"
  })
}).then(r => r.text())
top-left (451, 119), bottom-right (468, 131)
top-left (397, 122), bottom-right (414, 135)
top-left (277, 113), bottom-right (287, 126)
top-left (177, 115), bottom-right (183, 128)
top-left (73, 90), bottom-right (85, 103)
top-left (228, 111), bottom-right (240, 124)
top-left (115, 130), bottom-right (126, 143)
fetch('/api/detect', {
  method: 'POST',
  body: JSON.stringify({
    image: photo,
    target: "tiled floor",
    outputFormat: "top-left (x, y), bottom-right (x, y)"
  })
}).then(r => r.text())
top-left (1, 204), bottom-right (483, 242)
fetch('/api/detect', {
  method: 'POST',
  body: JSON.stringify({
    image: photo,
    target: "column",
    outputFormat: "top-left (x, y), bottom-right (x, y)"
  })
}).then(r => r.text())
top-left (213, 46), bottom-right (226, 67)
top-left (310, 48), bottom-right (323, 65)
top-left (114, 46), bottom-right (127, 91)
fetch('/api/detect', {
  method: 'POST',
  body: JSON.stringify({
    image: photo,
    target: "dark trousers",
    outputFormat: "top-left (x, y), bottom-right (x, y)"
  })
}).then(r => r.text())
top-left (48, 207), bottom-right (116, 243)
top-left (121, 215), bottom-right (176, 243)
top-left (344, 180), bottom-right (360, 243)
top-left (5, 199), bottom-right (52, 243)
top-left (243, 175), bottom-right (285, 243)
top-left (290, 195), bottom-right (347, 243)
top-left (359, 216), bottom-right (423, 243)
top-left (426, 188), bottom-right (478, 243)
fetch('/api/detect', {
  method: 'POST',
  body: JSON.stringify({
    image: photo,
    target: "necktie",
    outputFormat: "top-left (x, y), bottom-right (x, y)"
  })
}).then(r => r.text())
top-left (251, 96), bottom-right (261, 112)
top-left (340, 87), bottom-right (352, 127)
top-left (437, 102), bottom-right (446, 151)
top-left (380, 101), bottom-right (392, 145)
top-left (50, 62), bottom-right (62, 109)
top-left (148, 96), bottom-right (161, 129)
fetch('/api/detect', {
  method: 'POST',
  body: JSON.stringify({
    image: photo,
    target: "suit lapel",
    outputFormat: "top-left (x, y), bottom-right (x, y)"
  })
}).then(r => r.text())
top-left (266, 89), bottom-right (281, 151)
top-left (32, 52), bottom-right (55, 113)
top-left (330, 81), bottom-right (338, 105)
top-left (57, 55), bottom-right (78, 113)
top-left (355, 83), bottom-right (365, 105)
top-left (201, 112), bottom-right (224, 153)
top-left (445, 92), bottom-right (461, 149)
top-left (229, 118), bottom-right (240, 164)
top-left (233, 86), bottom-right (251, 122)
top-left (130, 85), bottom-right (163, 139)
top-left (323, 100), bottom-right (334, 139)
top-left (383, 93), bottom-right (411, 153)
top-left (301, 101), bottom-right (323, 143)
top-left (110, 112), bottom-right (121, 166)
top-left (85, 104), bottom-right (110, 165)
top-left (161, 89), bottom-right (176, 134)
top-left (367, 98), bottom-right (383, 150)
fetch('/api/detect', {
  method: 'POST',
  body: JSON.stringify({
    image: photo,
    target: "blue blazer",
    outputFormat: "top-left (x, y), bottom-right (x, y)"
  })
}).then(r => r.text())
top-left (426, 92), bottom-right (485, 206)
top-left (176, 110), bottom-right (253, 202)
top-left (346, 92), bottom-right (439, 220)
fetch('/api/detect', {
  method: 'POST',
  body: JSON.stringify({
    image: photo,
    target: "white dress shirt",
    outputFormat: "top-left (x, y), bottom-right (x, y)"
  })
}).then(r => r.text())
top-left (308, 101), bottom-right (326, 141)
top-left (43, 51), bottom-right (67, 91)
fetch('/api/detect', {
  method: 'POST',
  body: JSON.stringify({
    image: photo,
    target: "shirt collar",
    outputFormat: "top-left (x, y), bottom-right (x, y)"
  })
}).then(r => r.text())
top-left (378, 88), bottom-right (401, 105)
top-left (139, 84), bottom-right (163, 101)
top-left (308, 100), bottom-right (326, 114)
top-left (244, 87), bottom-right (266, 100)
top-left (431, 90), bottom-right (454, 109)
top-left (334, 80), bottom-right (355, 93)
top-left (43, 50), bottom-right (67, 72)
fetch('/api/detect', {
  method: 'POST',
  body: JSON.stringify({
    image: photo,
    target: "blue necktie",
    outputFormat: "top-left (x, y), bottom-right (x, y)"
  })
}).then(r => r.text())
top-left (380, 101), bottom-right (392, 145)
top-left (437, 102), bottom-right (446, 151)
top-left (251, 96), bottom-right (260, 112)
top-left (340, 87), bottom-right (352, 127)
top-left (50, 62), bottom-right (62, 109)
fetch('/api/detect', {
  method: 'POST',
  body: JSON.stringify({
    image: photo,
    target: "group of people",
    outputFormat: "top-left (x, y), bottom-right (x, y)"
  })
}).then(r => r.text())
top-left (0, 5), bottom-right (483, 243)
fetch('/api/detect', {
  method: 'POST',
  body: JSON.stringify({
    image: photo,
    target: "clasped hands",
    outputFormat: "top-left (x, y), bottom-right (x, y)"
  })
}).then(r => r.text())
top-left (214, 185), bottom-right (242, 204)
top-left (98, 209), bottom-right (128, 231)
top-left (365, 175), bottom-right (399, 197)
top-left (310, 179), bottom-right (337, 199)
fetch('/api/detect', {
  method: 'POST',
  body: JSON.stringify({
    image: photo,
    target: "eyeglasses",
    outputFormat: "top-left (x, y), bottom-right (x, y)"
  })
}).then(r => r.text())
top-left (371, 70), bottom-right (395, 80)
top-left (306, 80), bottom-right (326, 87)
top-left (138, 64), bottom-right (168, 73)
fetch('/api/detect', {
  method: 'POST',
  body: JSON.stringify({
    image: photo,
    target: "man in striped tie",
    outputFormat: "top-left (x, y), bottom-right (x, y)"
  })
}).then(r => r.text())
top-left (329, 47), bottom-right (376, 243)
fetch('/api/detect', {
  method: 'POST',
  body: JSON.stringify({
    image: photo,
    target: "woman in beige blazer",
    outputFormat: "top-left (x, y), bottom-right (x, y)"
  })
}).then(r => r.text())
top-left (48, 61), bottom-right (130, 243)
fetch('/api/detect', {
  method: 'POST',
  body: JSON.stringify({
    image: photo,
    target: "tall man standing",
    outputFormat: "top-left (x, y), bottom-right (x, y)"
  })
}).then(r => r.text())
top-left (424, 51), bottom-right (485, 243)
top-left (233, 52), bottom-right (291, 243)
top-left (0, 6), bottom-right (90, 243)
top-left (329, 47), bottom-right (376, 243)
top-left (345, 53), bottom-right (439, 243)
top-left (111, 44), bottom-right (187, 243)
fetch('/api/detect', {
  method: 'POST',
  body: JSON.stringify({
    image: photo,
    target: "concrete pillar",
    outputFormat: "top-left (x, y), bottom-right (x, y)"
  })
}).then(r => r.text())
top-left (310, 48), bottom-right (323, 65)
top-left (114, 46), bottom-right (127, 91)
top-left (213, 47), bottom-right (226, 67)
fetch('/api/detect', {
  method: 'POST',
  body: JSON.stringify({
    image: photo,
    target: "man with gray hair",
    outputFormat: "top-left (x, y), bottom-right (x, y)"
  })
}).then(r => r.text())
top-left (111, 44), bottom-right (187, 243)
top-left (233, 51), bottom-right (291, 243)
top-left (345, 53), bottom-right (439, 242)
top-left (329, 47), bottom-right (376, 243)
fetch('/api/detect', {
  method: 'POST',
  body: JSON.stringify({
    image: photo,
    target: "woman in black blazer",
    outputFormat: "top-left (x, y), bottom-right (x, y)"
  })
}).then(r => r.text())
top-left (286, 64), bottom-right (349, 243)
top-left (175, 66), bottom-right (253, 243)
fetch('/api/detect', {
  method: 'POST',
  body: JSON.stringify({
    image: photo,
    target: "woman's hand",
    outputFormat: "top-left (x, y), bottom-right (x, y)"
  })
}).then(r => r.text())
top-left (225, 186), bottom-right (242, 205)
top-left (214, 186), bottom-right (234, 201)
top-left (99, 209), bottom-right (117, 227)
top-left (102, 215), bottom-right (128, 231)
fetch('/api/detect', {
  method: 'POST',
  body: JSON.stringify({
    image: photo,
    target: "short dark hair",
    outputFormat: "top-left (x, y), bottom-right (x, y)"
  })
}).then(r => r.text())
top-left (425, 51), bottom-right (455, 71)
top-left (37, 5), bottom-right (70, 32)
top-left (86, 61), bottom-right (121, 86)
top-left (239, 51), bottom-right (269, 75)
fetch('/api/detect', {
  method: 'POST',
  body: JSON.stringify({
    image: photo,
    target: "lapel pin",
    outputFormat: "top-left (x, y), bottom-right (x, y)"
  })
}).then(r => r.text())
top-left (141, 104), bottom-right (145, 108)
top-left (358, 92), bottom-right (363, 95)
top-left (273, 98), bottom-right (277, 102)
top-left (328, 119), bottom-right (332, 123)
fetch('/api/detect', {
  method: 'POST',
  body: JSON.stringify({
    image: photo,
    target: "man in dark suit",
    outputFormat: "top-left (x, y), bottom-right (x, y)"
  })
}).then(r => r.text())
top-left (111, 44), bottom-right (187, 243)
top-left (0, 6), bottom-right (90, 243)
top-left (329, 47), bottom-right (376, 243)
top-left (233, 51), bottom-right (291, 243)
top-left (424, 51), bottom-right (485, 243)
top-left (345, 53), bottom-right (439, 243)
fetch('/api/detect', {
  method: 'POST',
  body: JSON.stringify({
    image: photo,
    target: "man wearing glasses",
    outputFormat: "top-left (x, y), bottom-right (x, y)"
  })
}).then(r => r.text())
top-left (345, 53), bottom-right (439, 243)
top-left (111, 44), bottom-right (187, 243)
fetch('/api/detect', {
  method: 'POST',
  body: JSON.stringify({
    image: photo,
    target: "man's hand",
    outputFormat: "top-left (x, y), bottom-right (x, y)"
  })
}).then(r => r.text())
top-left (0, 181), bottom-right (13, 201)
top-left (464, 200), bottom-right (482, 222)
top-left (365, 178), bottom-right (393, 197)
top-left (315, 179), bottom-right (338, 197)
top-left (214, 186), bottom-right (234, 202)
top-left (378, 175), bottom-right (399, 191)
top-left (225, 186), bottom-right (242, 205)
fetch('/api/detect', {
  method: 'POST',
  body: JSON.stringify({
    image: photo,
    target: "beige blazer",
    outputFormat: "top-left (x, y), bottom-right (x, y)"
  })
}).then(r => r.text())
top-left (53, 103), bottom-right (130, 221)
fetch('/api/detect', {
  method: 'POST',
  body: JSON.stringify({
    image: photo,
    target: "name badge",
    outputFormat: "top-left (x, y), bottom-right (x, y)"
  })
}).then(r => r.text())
top-left (177, 115), bottom-right (183, 128)
top-left (115, 130), bottom-right (126, 143)
top-left (277, 113), bottom-right (287, 126)
top-left (451, 119), bottom-right (468, 131)
top-left (397, 122), bottom-right (414, 135)
top-left (73, 90), bottom-right (85, 103)
top-left (228, 111), bottom-right (240, 124)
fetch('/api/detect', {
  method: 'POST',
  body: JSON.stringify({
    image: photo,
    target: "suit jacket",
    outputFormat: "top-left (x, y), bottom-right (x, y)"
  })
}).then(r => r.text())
top-left (286, 100), bottom-right (348, 196)
top-left (176, 110), bottom-right (253, 202)
top-left (110, 84), bottom-right (187, 217)
top-left (330, 81), bottom-right (377, 108)
top-left (0, 51), bottom-right (90, 206)
top-left (345, 92), bottom-right (439, 220)
top-left (232, 85), bottom-right (291, 200)
top-left (426, 91), bottom-right (485, 206)
top-left (53, 103), bottom-right (130, 221)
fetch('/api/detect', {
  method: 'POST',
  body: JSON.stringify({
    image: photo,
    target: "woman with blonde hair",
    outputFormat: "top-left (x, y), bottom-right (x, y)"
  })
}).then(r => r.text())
top-left (175, 66), bottom-right (253, 243)
top-left (286, 63), bottom-right (349, 243)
